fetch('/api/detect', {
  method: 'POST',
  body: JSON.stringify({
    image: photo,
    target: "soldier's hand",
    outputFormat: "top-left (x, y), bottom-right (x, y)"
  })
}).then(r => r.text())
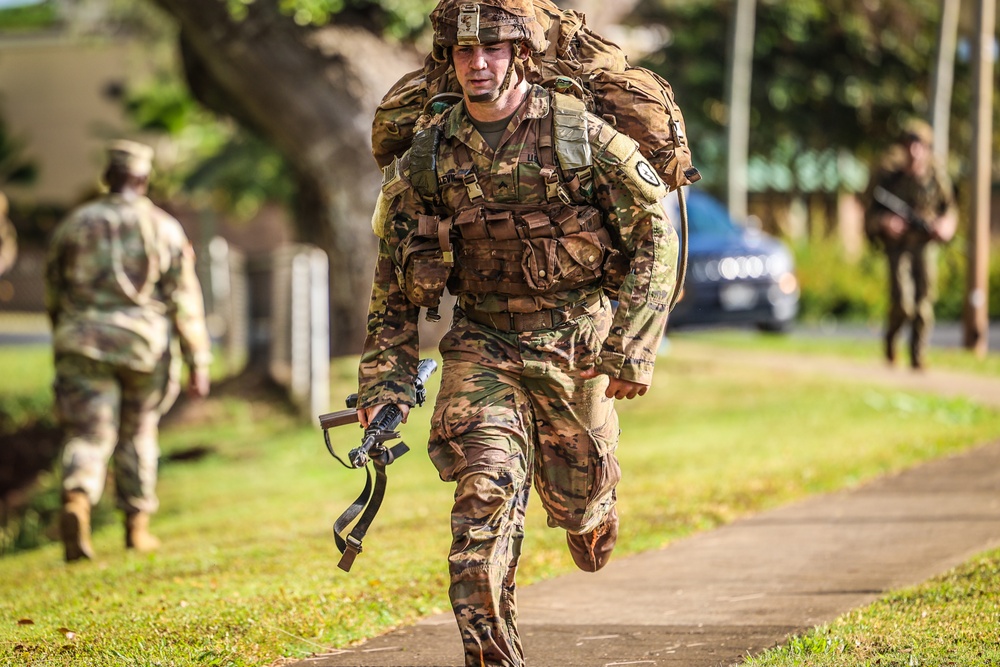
top-left (880, 212), bottom-right (907, 239)
top-left (580, 368), bottom-right (649, 400)
top-left (188, 367), bottom-right (210, 399)
top-left (357, 403), bottom-right (410, 429)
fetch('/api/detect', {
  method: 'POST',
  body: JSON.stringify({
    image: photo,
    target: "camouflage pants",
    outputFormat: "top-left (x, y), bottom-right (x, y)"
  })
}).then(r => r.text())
top-left (55, 353), bottom-right (179, 513)
top-left (885, 244), bottom-right (937, 366)
top-left (428, 304), bottom-right (621, 667)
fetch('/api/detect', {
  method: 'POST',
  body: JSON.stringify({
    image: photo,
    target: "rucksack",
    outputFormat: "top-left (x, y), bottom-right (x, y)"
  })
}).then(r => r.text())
top-left (371, 0), bottom-right (701, 191)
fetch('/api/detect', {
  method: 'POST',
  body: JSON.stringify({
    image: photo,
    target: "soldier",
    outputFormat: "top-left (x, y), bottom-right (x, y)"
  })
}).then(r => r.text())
top-left (864, 119), bottom-right (957, 370)
top-left (355, 1), bottom-right (679, 665)
top-left (0, 191), bottom-right (16, 277)
top-left (45, 139), bottom-right (212, 562)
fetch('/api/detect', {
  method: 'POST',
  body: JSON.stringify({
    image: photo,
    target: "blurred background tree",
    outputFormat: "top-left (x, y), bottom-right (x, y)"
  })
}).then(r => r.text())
top-left (634, 0), bottom-right (974, 194)
top-left (1, 0), bottom-right (995, 350)
top-left (141, 0), bottom-right (437, 355)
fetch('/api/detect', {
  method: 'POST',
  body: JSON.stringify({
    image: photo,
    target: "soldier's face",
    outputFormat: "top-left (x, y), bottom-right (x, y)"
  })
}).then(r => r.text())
top-left (905, 139), bottom-right (931, 176)
top-left (452, 42), bottom-right (515, 100)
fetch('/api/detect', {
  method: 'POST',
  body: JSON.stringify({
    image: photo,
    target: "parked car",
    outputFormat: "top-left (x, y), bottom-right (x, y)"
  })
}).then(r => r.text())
top-left (663, 188), bottom-right (799, 332)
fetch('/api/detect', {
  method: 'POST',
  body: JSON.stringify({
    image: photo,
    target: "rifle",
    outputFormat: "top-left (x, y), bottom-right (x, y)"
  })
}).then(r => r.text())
top-left (318, 358), bottom-right (438, 572)
top-left (872, 185), bottom-right (932, 235)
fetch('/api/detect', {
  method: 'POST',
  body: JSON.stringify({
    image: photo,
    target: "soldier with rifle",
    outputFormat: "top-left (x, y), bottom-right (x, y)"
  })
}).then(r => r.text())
top-left (350, 1), bottom-right (679, 665)
top-left (864, 119), bottom-right (957, 370)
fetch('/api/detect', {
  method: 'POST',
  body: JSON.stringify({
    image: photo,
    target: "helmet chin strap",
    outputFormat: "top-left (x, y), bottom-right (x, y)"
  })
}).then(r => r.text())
top-left (466, 43), bottom-right (523, 104)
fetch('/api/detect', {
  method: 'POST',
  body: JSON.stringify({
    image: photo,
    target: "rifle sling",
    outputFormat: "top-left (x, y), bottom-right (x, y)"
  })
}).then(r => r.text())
top-left (333, 442), bottom-right (410, 572)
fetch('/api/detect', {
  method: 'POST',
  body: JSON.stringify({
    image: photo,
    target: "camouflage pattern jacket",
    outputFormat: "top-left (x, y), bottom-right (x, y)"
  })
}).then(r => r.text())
top-left (359, 85), bottom-right (678, 407)
top-left (864, 162), bottom-right (955, 250)
top-left (45, 194), bottom-right (212, 373)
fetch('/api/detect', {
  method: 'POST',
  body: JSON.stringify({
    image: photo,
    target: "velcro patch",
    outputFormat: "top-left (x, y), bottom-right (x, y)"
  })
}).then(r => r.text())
top-left (601, 131), bottom-right (667, 203)
top-left (371, 158), bottom-right (408, 239)
top-left (615, 141), bottom-right (668, 203)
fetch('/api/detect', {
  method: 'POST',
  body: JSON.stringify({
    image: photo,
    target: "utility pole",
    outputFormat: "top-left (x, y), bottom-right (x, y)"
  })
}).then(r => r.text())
top-left (930, 0), bottom-right (960, 164)
top-left (963, 0), bottom-right (995, 356)
top-left (725, 0), bottom-right (756, 222)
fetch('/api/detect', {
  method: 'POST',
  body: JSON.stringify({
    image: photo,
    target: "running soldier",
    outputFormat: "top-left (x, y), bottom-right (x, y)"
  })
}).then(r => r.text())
top-left (355, 2), bottom-right (679, 665)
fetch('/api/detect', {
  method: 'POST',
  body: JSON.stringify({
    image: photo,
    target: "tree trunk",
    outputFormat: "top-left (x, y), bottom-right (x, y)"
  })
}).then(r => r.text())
top-left (149, 0), bottom-right (420, 356)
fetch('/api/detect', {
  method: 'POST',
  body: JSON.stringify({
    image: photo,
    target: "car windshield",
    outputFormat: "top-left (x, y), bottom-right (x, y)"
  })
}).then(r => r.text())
top-left (686, 192), bottom-right (740, 236)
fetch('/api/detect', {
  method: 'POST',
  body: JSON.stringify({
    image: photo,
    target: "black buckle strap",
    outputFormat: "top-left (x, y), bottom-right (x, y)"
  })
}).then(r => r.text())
top-left (332, 441), bottom-right (409, 572)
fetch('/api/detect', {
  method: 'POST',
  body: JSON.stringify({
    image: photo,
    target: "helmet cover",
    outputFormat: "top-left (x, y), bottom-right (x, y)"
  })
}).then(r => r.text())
top-left (431, 0), bottom-right (545, 56)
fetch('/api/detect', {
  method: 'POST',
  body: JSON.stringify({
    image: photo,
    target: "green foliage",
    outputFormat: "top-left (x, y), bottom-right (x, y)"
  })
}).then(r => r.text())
top-left (793, 237), bottom-right (886, 323)
top-left (636, 0), bottom-right (966, 192)
top-left (792, 236), bottom-right (1000, 325)
top-left (0, 0), bottom-right (56, 31)
top-left (225, 0), bottom-right (435, 38)
top-left (124, 73), bottom-right (294, 220)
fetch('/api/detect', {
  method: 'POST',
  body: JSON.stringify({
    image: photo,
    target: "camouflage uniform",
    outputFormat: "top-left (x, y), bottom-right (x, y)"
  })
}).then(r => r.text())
top-left (358, 71), bottom-right (677, 666)
top-left (864, 137), bottom-right (955, 369)
top-left (45, 150), bottom-right (211, 516)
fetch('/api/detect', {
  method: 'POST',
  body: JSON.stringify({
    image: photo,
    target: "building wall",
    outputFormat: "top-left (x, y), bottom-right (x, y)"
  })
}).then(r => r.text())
top-left (0, 35), bottom-right (154, 206)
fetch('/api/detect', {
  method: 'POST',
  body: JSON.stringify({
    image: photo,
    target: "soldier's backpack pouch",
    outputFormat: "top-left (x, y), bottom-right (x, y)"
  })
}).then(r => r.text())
top-left (397, 229), bottom-right (451, 309)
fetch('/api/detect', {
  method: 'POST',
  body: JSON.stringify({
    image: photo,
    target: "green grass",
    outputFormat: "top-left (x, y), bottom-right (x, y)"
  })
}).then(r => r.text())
top-left (0, 344), bottom-right (55, 433)
top-left (673, 326), bottom-right (1000, 377)
top-left (745, 547), bottom-right (1000, 667)
top-left (1, 338), bottom-right (1000, 666)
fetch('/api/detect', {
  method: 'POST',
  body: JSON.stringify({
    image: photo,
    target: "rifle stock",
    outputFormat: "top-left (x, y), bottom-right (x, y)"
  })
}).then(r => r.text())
top-left (873, 186), bottom-right (931, 234)
top-left (318, 408), bottom-right (359, 430)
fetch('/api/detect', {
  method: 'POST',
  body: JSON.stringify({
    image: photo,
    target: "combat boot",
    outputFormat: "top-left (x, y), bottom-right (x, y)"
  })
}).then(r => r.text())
top-left (61, 490), bottom-right (94, 562)
top-left (566, 507), bottom-right (618, 572)
top-left (124, 512), bottom-right (161, 553)
top-left (884, 337), bottom-right (897, 367)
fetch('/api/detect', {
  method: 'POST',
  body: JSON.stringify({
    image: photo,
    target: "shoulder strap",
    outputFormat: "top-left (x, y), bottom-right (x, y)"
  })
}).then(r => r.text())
top-left (106, 200), bottom-right (162, 308)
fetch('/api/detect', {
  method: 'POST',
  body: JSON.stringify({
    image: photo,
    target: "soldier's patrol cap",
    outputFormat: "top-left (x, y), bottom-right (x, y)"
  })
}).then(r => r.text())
top-left (106, 139), bottom-right (154, 175)
top-left (898, 119), bottom-right (933, 147)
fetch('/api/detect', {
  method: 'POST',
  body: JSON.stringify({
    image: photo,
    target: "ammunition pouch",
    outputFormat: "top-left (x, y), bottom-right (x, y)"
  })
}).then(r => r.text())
top-left (396, 230), bottom-right (452, 309)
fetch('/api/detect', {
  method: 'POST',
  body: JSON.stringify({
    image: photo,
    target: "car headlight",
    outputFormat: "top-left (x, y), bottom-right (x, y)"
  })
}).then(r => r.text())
top-left (765, 247), bottom-right (794, 278)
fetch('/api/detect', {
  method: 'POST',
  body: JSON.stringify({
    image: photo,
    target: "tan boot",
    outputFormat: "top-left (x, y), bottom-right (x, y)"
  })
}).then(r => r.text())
top-left (124, 512), bottom-right (161, 553)
top-left (566, 507), bottom-right (619, 572)
top-left (61, 490), bottom-right (94, 562)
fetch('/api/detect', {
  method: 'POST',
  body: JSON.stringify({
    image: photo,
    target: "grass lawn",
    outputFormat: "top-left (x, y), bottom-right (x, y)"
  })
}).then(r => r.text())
top-left (746, 546), bottom-right (1000, 667)
top-left (1, 334), bottom-right (999, 666)
top-left (680, 325), bottom-right (1000, 376)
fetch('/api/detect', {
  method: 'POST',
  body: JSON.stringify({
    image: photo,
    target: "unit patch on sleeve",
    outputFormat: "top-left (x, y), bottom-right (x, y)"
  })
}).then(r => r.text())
top-left (636, 160), bottom-right (661, 187)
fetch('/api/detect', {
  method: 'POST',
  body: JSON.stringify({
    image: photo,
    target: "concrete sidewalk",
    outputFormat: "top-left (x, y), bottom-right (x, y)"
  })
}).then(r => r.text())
top-left (291, 439), bottom-right (1000, 667)
top-left (289, 343), bottom-right (1000, 667)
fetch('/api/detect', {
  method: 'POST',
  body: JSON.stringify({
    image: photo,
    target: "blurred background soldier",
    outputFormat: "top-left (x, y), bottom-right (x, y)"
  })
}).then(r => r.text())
top-left (0, 191), bottom-right (16, 277)
top-left (45, 139), bottom-right (212, 562)
top-left (863, 120), bottom-right (957, 371)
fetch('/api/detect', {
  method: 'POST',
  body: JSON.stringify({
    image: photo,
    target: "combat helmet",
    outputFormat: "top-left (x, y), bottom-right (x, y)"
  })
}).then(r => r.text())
top-left (898, 118), bottom-right (934, 147)
top-left (430, 0), bottom-right (546, 62)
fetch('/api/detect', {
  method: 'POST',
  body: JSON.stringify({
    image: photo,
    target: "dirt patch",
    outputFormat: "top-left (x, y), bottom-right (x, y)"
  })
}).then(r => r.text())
top-left (0, 368), bottom-right (292, 545)
top-left (0, 423), bottom-right (61, 512)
